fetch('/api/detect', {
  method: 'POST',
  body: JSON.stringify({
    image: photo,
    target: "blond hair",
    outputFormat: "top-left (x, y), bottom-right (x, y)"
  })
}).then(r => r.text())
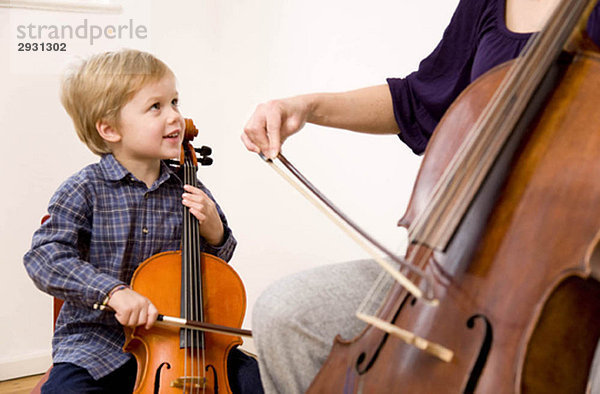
top-left (60, 49), bottom-right (173, 155)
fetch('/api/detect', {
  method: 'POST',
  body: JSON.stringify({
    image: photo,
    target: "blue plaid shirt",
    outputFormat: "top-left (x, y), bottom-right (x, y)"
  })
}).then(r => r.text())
top-left (23, 154), bottom-right (236, 379)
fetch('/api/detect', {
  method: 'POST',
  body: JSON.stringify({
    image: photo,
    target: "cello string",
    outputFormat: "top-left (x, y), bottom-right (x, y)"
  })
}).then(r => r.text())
top-left (192, 163), bottom-right (204, 393)
top-left (356, 263), bottom-right (396, 317)
top-left (360, 1), bottom-right (573, 314)
top-left (187, 161), bottom-right (195, 393)
top-left (188, 152), bottom-right (207, 393)
top-left (193, 168), bottom-right (205, 393)
top-left (400, 0), bottom-right (567, 272)
top-left (188, 160), bottom-right (195, 393)
top-left (357, 1), bottom-right (594, 349)
top-left (402, 8), bottom-right (554, 249)
top-left (187, 159), bottom-right (198, 393)
top-left (380, 57), bottom-right (528, 292)
top-left (372, 0), bottom-right (584, 329)
top-left (358, 0), bottom-right (594, 351)
top-left (403, 54), bottom-right (526, 258)
top-left (185, 159), bottom-right (191, 393)
top-left (448, 0), bottom-right (585, 235)
top-left (404, 0), bottom-right (578, 257)
top-left (354, 21), bottom-right (545, 336)
top-left (182, 159), bottom-right (188, 392)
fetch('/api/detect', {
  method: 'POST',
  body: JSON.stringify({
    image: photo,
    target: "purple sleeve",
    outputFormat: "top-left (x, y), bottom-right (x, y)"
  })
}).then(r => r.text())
top-left (587, 2), bottom-right (600, 47)
top-left (387, 0), bottom-right (485, 155)
top-left (389, 0), bottom-right (600, 155)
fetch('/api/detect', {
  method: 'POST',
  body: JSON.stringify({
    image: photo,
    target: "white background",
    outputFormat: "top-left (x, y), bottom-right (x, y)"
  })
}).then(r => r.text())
top-left (0, 0), bottom-right (458, 379)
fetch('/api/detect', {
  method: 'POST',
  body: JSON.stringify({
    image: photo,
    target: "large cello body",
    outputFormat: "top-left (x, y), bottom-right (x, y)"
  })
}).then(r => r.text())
top-left (308, 1), bottom-right (600, 392)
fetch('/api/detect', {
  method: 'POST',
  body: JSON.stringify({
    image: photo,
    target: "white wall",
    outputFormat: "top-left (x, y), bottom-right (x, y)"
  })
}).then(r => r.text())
top-left (0, 0), bottom-right (458, 380)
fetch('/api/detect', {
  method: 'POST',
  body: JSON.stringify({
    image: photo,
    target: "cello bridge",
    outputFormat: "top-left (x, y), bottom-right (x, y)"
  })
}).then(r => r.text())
top-left (170, 376), bottom-right (206, 389)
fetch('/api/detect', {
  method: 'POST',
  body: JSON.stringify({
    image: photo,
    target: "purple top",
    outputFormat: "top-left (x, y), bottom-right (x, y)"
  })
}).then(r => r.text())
top-left (388, 0), bottom-right (600, 154)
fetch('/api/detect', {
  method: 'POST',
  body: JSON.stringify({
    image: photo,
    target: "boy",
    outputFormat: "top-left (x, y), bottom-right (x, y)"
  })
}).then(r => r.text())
top-left (24, 49), bottom-right (261, 393)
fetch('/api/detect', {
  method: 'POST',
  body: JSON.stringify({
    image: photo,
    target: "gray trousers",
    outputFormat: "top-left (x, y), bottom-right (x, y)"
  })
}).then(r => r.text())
top-left (252, 259), bottom-right (379, 394)
top-left (252, 259), bottom-right (600, 394)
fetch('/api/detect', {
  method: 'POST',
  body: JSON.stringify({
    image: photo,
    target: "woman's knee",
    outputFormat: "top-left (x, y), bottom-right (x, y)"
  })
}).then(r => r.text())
top-left (252, 276), bottom-right (302, 336)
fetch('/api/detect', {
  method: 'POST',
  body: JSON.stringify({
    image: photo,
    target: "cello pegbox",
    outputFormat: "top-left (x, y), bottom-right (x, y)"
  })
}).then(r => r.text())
top-left (179, 118), bottom-right (200, 167)
top-left (184, 118), bottom-right (199, 141)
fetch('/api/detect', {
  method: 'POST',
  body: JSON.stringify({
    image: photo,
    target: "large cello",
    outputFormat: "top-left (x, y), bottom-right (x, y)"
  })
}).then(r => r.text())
top-left (302, 0), bottom-right (600, 392)
top-left (123, 119), bottom-right (247, 393)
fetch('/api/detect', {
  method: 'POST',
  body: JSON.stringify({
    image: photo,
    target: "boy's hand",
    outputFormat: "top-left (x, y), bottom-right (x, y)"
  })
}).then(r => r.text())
top-left (182, 184), bottom-right (224, 246)
top-left (107, 288), bottom-right (158, 330)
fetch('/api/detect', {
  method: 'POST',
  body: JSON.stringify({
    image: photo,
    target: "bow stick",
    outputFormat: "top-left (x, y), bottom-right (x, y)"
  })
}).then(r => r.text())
top-left (93, 303), bottom-right (252, 338)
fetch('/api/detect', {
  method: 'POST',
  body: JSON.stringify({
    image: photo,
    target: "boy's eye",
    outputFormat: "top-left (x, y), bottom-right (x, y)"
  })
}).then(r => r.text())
top-left (150, 102), bottom-right (160, 110)
top-left (172, 98), bottom-right (179, 107)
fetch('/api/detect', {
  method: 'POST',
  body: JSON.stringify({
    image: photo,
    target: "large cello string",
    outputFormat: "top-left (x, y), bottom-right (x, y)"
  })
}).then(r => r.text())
top-left (263, 154), bottom-right (453, 357)
top-left (417, 0), bottom-right (586, 249)
top-left (265, 0), bottom-right (591, 329)
top-left (403, 0), bottom-right (583, 266)
top-left (363, 0), bottom-right (592, 333)
top-left (353, 0), bottom-right (589, 353)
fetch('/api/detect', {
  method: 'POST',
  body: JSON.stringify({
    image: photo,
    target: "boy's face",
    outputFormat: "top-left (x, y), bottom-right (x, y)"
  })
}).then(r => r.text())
top-left (113, 73), bottom-right (185, 164)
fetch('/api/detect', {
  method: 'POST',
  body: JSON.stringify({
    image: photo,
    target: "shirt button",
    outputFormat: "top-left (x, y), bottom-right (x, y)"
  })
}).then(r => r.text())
top-left (130, 177), bottom-right (135, 182)
top-left (144, 193), bottom-right (149, 200)
top-left (142, 228), bottom-right (149, 234)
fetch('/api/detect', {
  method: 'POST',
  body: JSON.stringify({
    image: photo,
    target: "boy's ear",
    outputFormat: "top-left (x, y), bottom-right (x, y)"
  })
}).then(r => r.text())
top-left (96, 120), bottom-right (121, 143)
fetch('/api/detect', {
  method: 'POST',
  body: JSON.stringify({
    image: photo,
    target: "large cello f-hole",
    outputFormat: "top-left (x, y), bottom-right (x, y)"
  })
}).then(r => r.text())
top-left (463, 314), bottom-right (493, 394)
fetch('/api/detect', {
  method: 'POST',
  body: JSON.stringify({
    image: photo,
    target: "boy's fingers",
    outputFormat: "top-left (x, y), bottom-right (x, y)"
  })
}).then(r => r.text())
top-left (146, 304), bottom-right (159, 330)
top-left (136, 305), bottom-right (147, 327)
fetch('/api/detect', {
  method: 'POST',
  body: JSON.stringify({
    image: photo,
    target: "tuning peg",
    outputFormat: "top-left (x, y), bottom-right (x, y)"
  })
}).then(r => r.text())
top-left (194, 146), bottom-right (212, 156)
top-left (199, 156), bottom-right (213, 166)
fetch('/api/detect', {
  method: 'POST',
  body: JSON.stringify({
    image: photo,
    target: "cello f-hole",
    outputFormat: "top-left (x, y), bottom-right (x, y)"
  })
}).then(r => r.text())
top-left (354, 293), bottom-right (415, 375)
top-left (207, 364), bottom-right (219, 393)
top-left (154, 362), bottom-right (171, 394)
top-left (463, 314), bottom-right (493, 394)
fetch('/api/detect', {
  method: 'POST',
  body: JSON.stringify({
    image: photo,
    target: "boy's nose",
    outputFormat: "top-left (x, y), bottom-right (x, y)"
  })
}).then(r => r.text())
top-left (167, 108), bottom-right (184, 124)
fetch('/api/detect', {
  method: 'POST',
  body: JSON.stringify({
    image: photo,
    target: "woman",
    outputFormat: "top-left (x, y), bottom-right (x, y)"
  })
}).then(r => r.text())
top-left (242, 0), bottom-right (600, 392)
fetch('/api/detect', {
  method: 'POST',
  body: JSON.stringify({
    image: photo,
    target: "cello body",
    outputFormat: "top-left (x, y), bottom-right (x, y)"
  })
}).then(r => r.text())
top-left (308, 51), bottom-right (600, 393)
top-left (124, 251), bottom-right (246, 394)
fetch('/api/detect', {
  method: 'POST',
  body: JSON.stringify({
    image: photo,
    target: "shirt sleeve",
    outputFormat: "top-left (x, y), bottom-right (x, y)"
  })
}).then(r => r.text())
top-left (23, 175), bottom-right (122, 307)
top-left (387, 0), bottom-right (485, 154)
top-left (195, 179), bottom-right (237, 262)
top-left (586, 1), bottom-right (600, 47)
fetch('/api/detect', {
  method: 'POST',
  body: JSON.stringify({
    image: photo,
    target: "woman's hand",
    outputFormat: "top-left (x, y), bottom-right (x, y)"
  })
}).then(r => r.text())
top-left (242, 95), bottom-right (313, 159)
top-left (182, 184), bottom-right (224, 246)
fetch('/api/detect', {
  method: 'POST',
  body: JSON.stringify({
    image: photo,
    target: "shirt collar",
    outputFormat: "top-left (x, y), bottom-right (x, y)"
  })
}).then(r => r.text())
top-left (99, 154), bottom-right (181, 188)
top-left (99, 154), bottom-right (129, 181)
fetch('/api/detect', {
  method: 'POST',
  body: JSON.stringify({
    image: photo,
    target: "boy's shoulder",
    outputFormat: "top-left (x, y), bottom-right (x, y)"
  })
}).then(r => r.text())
top-left (62, 154), bottom-right (131, 184)
top-left (50, 155), bottom-right (125, 204)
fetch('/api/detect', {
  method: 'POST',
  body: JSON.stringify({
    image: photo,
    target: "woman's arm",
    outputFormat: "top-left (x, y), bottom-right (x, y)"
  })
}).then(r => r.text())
top-left (242, 84), bottom-right (399, 159)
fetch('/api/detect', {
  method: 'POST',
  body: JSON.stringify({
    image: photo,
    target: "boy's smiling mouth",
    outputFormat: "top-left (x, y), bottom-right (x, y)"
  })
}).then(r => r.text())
top-left (164, 131), bottom-right (180, 139)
